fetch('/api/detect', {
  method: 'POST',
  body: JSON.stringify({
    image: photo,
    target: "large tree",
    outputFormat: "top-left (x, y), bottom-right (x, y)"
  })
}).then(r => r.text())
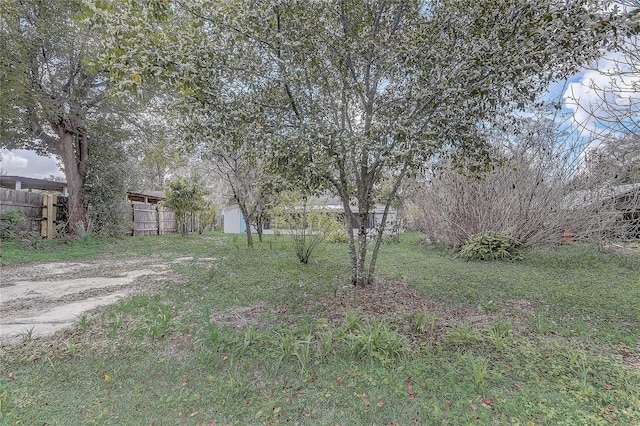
top-left (0, 0), bottom-right (110, 233)
top-left (91, 0), bottom-right (622, 286)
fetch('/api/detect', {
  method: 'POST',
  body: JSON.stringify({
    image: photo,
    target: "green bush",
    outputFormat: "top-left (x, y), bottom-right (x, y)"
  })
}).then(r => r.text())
top-left (459, 230), bottom-right (521, 261)
top-left (0, 210), bottom-right (27, 239)
top-left (322, 215), bottom-right (348, 243)
top-left (163, 176), bottom-right (209, 237)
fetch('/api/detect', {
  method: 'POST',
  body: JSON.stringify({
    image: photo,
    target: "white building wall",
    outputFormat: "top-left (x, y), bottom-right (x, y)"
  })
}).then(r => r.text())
top-left (223, 205), bottom-right (242, 233)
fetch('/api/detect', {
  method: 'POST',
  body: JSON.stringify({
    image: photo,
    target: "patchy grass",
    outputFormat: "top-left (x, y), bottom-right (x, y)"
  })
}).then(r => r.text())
top-left (1, 233), bottom-right (639, 425)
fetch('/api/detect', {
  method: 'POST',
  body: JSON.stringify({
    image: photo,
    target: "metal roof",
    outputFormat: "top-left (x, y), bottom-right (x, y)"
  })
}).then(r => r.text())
top-left (0, 175), bottom-right (67, 193)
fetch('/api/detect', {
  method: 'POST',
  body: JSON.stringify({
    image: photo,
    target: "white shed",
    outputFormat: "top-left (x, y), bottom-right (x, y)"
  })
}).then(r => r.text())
top-left (222, 205), bottom-right (275, 234)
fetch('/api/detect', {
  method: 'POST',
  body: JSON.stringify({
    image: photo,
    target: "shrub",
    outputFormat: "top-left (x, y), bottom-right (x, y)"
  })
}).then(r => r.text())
top-left (459, 230), bottom-right (521, 261)
top-left (163, 176), bottom-right (209, 237)
top-left (0, 210), bottom-right (27, 239)
top-left (272, 192), bottom-right (347, 263)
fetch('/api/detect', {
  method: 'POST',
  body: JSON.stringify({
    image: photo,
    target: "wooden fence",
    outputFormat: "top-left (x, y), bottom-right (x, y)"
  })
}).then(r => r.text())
top-left (131, 203), bottom-right (200, 236)
top-left (0, 188), bottom-right (67, 238)
top-left (1, 188), bottom-right (198, 238)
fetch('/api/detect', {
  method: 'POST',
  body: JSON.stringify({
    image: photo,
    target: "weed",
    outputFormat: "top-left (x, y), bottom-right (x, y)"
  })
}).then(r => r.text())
top-left (19, 326), bottom-right (35, 343)
top-left (485, 321), bottom-right (512, 352)
top-left (477, 299), bottom-right (499, 313)
top-left (443, 326), bottom-right (481, 349)
top-left (59, 341), bottom-right (78, 357)
top-left (108, 313), bottom-right (123, 338)
top-left (411, 311), bottom-right (437, 335)
top-left (294, 334), bottom-right (314, 372)
top-left (341, 318), bottom-right (405, 362)
top-left (317, 330), bottom-right (336, 359)
top-left (78, 315), bottom-right (88, 330)
top-left (469, 355), bottom-right (489, 391)
top-left (567, 349), bottom-right (591, 390)
top-left (343, 309), bottom-right (362, 332)
top-left (530, 310), bottom-right (551, 334)
top-left (206, 322), bottom-right (220, 345)
top-left (273, 330), bottom-right (297, 368)
top-left (242, 325), bottom-right (258, 352)
top-left (146, 307), bottom-right (171, 340)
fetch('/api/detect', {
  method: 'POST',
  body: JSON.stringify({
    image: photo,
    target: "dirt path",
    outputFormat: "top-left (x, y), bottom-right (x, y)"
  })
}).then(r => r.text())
top-left (0, 258), bottom-right (174, 345)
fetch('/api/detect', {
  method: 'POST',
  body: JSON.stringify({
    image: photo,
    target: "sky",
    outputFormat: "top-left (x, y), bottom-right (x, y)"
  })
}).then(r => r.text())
top-left (0, 148), bottom-right (65, 179)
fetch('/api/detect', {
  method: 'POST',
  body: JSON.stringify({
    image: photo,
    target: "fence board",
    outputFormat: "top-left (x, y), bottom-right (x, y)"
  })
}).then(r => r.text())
top-left (132, 202), bottom-right (158, 235)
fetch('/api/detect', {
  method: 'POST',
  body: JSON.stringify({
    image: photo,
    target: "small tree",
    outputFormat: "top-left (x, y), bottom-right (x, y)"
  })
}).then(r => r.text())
top-left (163, 177), bottom-right (208, 236)
top-left (197, 203), bottom-right (217, 234)
top-left (272, 192), bottom-right (344, 264)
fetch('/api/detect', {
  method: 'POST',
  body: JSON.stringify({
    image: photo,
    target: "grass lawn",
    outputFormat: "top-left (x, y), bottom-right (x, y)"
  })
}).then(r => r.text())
top-left (1, 233), bottom-right (639, 425)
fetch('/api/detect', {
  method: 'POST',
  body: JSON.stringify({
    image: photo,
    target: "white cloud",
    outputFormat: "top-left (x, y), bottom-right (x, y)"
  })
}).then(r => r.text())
top-left (563, 47), bottom-right (640, 138)
top-left (0, 150), bottom-right (29, 170)
top-left (0, 149), bottom-right (64, 179)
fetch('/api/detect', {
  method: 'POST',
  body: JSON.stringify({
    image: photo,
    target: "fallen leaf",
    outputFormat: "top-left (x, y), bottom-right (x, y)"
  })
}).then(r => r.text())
top-left (273, 407), bottom-right (281, 414)
top-left (604, 383), bottom-right (613, 390)
top-left (363, 399), bottom-right (370, 406)
top-left (357, 392), bottom-right (367, 398)
top-left (104, 374), bottom-right (111, 382)
top-left (377, 399), bottom-right (384, 408)
top-left (335, 377), bottom-right (343, 384)
top-left (7, 371), bottom-right (14, 381)
top-left (406, 376), bottom-right (417, 399)
top-left (207, 420), bottom-right (217, 426)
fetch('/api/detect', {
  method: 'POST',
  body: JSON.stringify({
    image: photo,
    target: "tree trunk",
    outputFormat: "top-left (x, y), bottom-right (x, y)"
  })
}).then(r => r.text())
top-left (367, 162), bottom-right (410, 281)
top-left (341, 204), bottom-right (359, 286)
top-left (355, 211), bottom-right (371, 287)
top-left (56, 130), bottom-right (88, 236)
top-left (238, 202), bottom-right (253, 248)
top-left (244, 216), bottom-right (253, 247)
top-left (255, 214), bottom-right (264, 243)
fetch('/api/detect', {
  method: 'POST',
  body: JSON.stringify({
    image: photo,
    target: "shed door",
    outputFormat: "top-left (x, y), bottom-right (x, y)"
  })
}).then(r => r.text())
top-left (239, 211), bottom-right (246, 233)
